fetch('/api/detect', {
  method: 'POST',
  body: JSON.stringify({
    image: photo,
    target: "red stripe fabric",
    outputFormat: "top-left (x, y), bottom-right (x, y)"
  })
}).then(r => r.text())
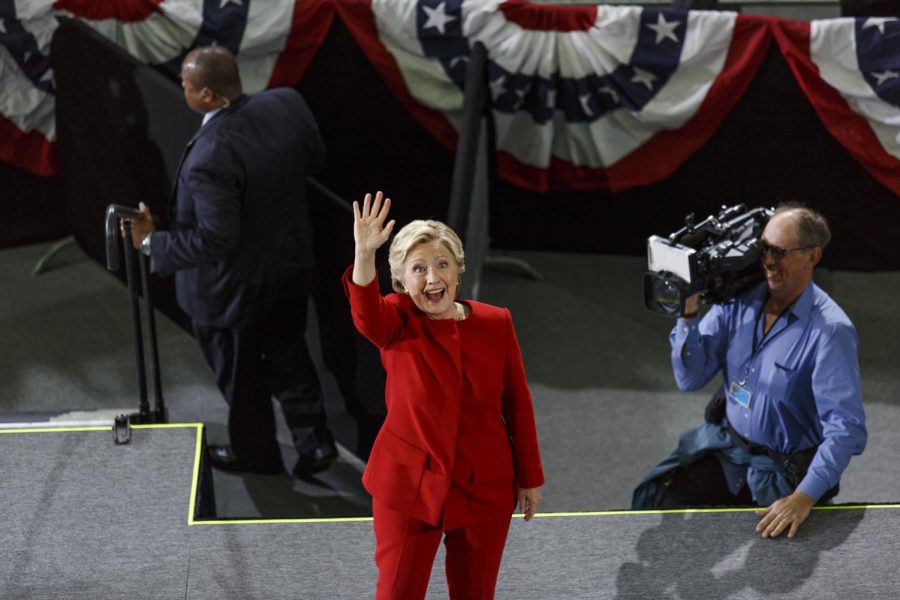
top-left (334, 0), bottom-right (459, 152)
top-left (0, 115), bottom-right (59, 178)
top-left (52, 0), bottom-right (164, 22)
top-left (498, 0), bottom-right (597, 33)
top-left (267, 0), bottom-right (338, 88)
top-left (771, 18), bottom-right (900, 196)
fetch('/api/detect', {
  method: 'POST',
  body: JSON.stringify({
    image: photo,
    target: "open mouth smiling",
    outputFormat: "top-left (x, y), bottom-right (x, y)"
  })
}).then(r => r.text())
top-left (424, 288), bottom-right (446, 302)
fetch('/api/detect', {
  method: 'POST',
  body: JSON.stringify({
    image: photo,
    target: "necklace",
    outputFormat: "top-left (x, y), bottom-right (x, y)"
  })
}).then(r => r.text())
top-left (455, 302), bottom-right (465, 321)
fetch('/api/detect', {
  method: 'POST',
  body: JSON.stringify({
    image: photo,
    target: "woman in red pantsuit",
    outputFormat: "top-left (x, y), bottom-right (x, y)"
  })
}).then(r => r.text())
top-left (345, 192), bottom-right (544, 599)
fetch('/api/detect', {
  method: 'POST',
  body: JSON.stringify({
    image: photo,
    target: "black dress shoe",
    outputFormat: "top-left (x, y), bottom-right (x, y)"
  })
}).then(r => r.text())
top-left (292, 439), bottom-right (338, 478)
top-left (207, 445), bottom-right (283, 475)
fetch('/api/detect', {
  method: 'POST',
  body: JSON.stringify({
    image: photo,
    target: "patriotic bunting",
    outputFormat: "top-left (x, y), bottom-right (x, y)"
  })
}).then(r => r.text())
top-left (2, 0), bottom-right (900, 196)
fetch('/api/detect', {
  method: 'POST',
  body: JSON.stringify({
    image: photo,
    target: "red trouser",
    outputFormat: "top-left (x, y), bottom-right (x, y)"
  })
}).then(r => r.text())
top-left (372, 498), bottom-right (512, 599)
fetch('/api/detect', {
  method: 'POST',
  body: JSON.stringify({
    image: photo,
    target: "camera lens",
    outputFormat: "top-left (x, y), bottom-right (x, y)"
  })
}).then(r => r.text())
top-left (653, 278), bottom-right (682, 315)
top-left (644, 272), bottom-right (686, 316)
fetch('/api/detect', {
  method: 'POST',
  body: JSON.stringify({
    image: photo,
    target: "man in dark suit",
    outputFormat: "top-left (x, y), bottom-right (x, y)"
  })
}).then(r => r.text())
top-left (130, 46), bottom-right (336, 478)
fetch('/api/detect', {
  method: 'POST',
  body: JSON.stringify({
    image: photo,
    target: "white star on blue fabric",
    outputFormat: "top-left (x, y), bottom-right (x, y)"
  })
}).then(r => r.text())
top-left (872, 70), bottom-right (899, 86)
top-left (579, 94), bottom-right (594, 117)
top-left (220, 0), bottom-right (243, 8)
top-left (422, 2), bottom-right (456, 35)
top-left (631, 67), bottom-right (657, 91)
top-left (646, 13), bottom-right (681, 45)
top-left (512, 86), bottom-right (527, 110)
top-left (489, 75), bottom-right (507, 99)
top-left (862, 17), bottom-right (896, 34)
top-left (449, 55), bottom-right (468, 70)
top-left (598, 85), bottom-right (620, 104)
top-left (545, 89), bottom-right (557, 110)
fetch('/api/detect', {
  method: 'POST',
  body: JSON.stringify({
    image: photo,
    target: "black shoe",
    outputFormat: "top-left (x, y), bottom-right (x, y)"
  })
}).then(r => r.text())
top-left (292, 439), bottom-right (338, 478)
top-left (207, 445), bottom-right (284, 475)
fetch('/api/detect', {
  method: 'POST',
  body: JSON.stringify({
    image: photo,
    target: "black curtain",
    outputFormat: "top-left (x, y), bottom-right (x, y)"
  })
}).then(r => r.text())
top-left (0, 162), bottom-right (66, 248)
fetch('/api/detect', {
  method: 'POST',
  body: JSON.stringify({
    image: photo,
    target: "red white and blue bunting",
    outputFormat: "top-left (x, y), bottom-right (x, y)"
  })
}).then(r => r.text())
top-left (2, 0), bottom-right (900, 194)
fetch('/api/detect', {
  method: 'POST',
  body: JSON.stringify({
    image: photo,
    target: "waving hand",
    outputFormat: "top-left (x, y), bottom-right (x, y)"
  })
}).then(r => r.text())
top-left (352, 191), bottom-right (395, 286)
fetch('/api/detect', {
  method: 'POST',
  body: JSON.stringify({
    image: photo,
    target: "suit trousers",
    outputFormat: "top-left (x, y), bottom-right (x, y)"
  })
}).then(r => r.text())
top-left (372, 497), bottom-right (511, 600)
top-left (192, 280), bottom-right (330, 465)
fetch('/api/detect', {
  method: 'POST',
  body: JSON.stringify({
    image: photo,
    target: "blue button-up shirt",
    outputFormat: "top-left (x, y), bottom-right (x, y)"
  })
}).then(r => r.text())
top-left (670, 281), bottom-right (867, 501)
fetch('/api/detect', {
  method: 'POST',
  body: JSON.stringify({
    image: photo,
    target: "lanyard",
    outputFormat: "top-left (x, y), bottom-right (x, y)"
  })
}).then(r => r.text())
top-left (751, 299), bottom-right (793, 357)
top-left (741, 299), bottom-right (792, 387)
top-left (751, 309), bottom-right (767, 356)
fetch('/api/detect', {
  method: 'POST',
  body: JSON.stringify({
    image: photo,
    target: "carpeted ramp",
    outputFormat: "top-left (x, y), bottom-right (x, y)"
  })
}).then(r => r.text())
top-left (1, 424), bottom-right (897, 599)
top-left (186, 520), bottom-right (377, 599)
top-left (497, 508), bottom-right (895, 600)
top-left (0, 424), bottom-right (202, 599)
top-left (186, 508), bottom-right (898, 599)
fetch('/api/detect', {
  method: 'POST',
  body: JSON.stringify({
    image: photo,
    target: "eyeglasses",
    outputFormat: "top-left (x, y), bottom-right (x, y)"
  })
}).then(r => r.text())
top-left (759, 241), bottom-right (816, 260)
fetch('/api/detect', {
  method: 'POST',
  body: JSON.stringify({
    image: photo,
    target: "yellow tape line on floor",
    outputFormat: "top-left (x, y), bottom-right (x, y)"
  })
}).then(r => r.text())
top-left (3, 425), bottom-right (898, 525)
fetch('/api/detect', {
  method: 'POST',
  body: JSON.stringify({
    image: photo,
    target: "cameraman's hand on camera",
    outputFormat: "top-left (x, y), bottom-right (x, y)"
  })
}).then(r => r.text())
top-left (681, 292), bottom-right (701, 320)
top-left (128, 202), bottom-right (155, 250)
top-left (352, 191), bottom-right (395, 286)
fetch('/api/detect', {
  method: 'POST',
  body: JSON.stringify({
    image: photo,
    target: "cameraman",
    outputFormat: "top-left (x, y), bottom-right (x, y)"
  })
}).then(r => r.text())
top-left (633, 204), bottom-right (866, 539)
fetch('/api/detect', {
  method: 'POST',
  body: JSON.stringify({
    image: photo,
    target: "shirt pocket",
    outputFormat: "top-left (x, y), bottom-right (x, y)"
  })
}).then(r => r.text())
top-left (365, 428), bottom-right (427, 503)
top-left (767, 359), bottom-right (798, 404)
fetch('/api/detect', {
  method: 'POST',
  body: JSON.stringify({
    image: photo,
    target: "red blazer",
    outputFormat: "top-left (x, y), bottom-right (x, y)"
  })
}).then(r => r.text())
top-left (344, 268), bottom-right (544, 526)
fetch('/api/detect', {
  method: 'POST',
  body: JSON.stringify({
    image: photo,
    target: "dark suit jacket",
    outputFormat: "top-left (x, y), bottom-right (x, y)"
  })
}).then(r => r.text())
top-left (151, 88), bottom-right (325, 328)
top-left (344, 268), bottom-right (544, 526)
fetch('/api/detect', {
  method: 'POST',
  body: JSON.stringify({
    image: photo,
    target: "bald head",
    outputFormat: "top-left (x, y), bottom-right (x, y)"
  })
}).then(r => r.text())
top-left (772, 203), bottom-right (831, 250)
top-left (182, 46), bottom-right (242, 100)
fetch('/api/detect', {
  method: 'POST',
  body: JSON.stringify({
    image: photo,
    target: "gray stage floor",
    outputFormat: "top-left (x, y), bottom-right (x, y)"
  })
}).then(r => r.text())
top-left (2, 425), bottom-right (897, 600)
top-left (188, 506), bottom-right (900, 600)
top-left (1, 240), bottom-right (898, 519)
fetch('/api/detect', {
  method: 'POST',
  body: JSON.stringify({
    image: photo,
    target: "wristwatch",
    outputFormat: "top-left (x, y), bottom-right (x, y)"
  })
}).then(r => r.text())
top-left (140, 233), bottom-right (152, 257)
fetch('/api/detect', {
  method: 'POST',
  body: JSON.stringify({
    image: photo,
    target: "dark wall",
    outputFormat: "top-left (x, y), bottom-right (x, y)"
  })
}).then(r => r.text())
top-left (0, 161), bottom-right (66, 249)
top-left (841, 0), bottom-right (900, 17)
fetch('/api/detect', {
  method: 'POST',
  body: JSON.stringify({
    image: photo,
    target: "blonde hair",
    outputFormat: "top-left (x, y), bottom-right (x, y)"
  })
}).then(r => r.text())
top-left (388, 220), bottom-right (465, 293)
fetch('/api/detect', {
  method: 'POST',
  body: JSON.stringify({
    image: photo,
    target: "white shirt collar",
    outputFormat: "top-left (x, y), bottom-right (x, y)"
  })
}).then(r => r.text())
top-left (202, 107), bottom-right (223, 126)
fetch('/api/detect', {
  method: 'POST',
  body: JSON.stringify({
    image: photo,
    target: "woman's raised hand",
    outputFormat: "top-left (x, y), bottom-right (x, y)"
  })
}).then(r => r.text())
top-left (352, 192), bottom-right (395, 287)
top-left (353, 191), bottom-right (395, 256)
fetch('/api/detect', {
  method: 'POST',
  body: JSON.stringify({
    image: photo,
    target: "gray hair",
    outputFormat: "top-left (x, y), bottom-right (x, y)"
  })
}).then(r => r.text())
top-left (388, 220), bottom-right (465, 293)
top-left (774, 202), bottom-right (831, 250)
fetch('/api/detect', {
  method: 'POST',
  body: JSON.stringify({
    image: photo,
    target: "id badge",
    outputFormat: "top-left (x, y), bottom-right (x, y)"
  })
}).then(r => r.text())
top-left (728, 380), bottom-right (752, 408)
